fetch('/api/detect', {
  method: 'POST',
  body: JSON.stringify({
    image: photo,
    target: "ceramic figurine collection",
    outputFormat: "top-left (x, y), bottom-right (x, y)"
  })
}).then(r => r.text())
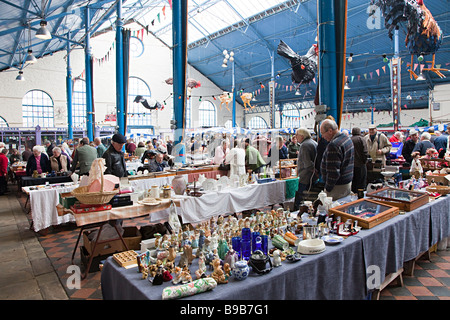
top-left (131, 205), bottom-right (342, 298)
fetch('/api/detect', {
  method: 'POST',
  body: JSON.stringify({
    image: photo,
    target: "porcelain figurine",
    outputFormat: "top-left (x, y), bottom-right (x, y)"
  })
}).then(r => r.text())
top-left (172, 266), bottom-right (182, 285)
top-left (210, 258), bottom-right (228, 284)
top-left (178, 244), bottom-right (195, 267)
top-left (273, 249), bottom-right (282, 267)
top-left (195, 252), bottom-right (207, 279)
top-left (224, 248), bottom-right (238, 269)
top-left (223, 262), bottom-right (232, 280)
top-left (181, 270), bottom-right (193, 284)
top-left (217, 238), bottom-right (229, 260)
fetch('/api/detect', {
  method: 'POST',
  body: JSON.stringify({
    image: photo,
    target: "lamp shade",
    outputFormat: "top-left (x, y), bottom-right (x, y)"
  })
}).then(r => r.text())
top-left (416, 73), bottom-right (426, 81)
top-left (26, 50), bottom-right (37, 64)
top-left (16, 71), bottom-right (25, 81)
top-left (35, 20), bottom-right (51, 40)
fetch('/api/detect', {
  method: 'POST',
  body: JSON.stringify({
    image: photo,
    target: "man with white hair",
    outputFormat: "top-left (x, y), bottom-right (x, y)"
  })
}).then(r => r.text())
top-left (320, 119), bottom-right (354, 200)
top-left (412, 131), bottom-right (435, 156)
top-left (389, 131), bottom-right (403, 143)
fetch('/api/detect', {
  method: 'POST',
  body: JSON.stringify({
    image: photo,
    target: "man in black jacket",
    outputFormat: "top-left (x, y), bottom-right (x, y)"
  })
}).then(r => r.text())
top-left (351, 127), bottom-right (369, 193)
top-left (402, 129), bottom-right (419, 165)
top-left (103, 133), bottom-right (128, 178)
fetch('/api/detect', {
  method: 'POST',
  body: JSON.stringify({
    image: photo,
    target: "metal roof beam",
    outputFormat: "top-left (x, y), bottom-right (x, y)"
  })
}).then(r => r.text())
top-left (0, 0), bottom-right (40, 16)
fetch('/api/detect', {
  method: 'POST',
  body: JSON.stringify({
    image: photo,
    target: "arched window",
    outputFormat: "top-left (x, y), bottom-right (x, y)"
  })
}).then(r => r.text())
top-left (282, 104), bottom-right (301, 128)
top-left (22, 90), bottom-right (54, 127)
top-left (198, 100), bottom-right (216, 127)
top-left (73, 78), bottom-right (87, 128)
top-left (0, 116), bottom-right (8, 127)
top-left (130, 36), bottom-right (144, 58)
top-left (248, 116), bottom-right (268, 129)
top-left (127, 76), bottom-right (152, 127)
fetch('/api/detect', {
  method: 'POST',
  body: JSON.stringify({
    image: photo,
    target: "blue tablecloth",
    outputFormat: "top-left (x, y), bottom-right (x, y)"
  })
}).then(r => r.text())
top-left (100, 195), bottom-right (450, 300)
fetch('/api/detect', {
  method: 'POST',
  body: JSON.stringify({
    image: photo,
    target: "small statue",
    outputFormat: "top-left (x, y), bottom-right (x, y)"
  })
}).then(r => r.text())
top-left (273, 249), bottom-right (282, 267)
top-left (178, 244), bottom-right (195, 267)
top-left (210, 258), bottom-right (228, 284)
top-left (167, 246), bottom-right (177, 262)
top-left (172, 266), bottom-right (182, 285)
top-left (223, 262), bottom-right (232, 280)
top-left (181, 270), bottom-right (193, 284)
top-left (195, 252), bottom-right (207, 279)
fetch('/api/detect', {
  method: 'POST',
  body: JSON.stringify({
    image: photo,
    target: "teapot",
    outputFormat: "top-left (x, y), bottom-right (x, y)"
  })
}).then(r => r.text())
top-left (248, 250), bottom-right (272, 275)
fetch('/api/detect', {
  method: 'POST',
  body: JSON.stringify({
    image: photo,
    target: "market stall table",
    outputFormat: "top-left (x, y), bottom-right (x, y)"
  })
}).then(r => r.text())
top-left (21, 175), bottom-right (73, 187)
top-left (23, 183), bottom-right (78, 232)
top-left (148, 179), bottom-right (286, 224)
top-left (71, 200), bottom-right (181, 279)
top-left (100, 193), bottom-right (450, 300)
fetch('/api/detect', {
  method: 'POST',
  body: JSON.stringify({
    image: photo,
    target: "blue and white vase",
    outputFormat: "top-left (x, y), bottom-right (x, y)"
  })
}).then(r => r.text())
top-left (233, 260), bottom-right (249, 281)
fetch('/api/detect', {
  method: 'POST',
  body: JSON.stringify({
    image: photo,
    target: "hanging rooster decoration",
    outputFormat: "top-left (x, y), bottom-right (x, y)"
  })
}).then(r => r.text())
top-left (277, 40), bottom-right (318, 88)
top-left (165, 77), bottom-right (202, 95)
top-left (372, 0), bottom-right (448, 79)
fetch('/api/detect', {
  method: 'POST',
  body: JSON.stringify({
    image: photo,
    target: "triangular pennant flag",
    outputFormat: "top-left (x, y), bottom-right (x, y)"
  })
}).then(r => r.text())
top-left (370, 72), bottom-right (373, 79)
top-left (382, 65), bottom-right (386, 73)
top-left (162, 5), bottom-right (166, 17)
top-left (376, 69), bottom-right (380, 76)
top-left (351, 75), bottom-right (354, 82)
top-left (151, 20), bottom-right (155, 26)
top-left (168, 0), bottom-right (172, 9)
top-left (414, 63), bottom-right (418, 71)
top-left (364, 73), bottom-right (367, 79)
top-left (157, 13), bottom-right (160, 23)
top-left (358, 75), bottom-right (361, 81)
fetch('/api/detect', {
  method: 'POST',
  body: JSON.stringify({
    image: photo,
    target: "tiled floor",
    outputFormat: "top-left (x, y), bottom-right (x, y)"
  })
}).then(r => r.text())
top-left (12, 188), bottom-right (450, 300)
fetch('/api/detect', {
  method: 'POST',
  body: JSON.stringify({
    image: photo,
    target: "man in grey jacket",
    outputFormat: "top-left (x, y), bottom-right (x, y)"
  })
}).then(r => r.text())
top-left (293, 128), bottom-right (318, 211)
top-left (70, 137), bottom-right (97, 176)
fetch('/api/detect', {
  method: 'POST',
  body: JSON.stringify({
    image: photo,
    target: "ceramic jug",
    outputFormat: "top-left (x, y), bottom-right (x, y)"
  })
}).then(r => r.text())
top-left (233, 260), bottom-right (249, 281)
top-left (172, 175), bottom-right (186, 195)
top-left (149, 185), bottom-right (160, 199)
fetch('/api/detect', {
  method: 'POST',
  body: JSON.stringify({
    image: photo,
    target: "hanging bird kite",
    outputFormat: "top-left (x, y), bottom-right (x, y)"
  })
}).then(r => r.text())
top-left (134, 95), bottom-right (163, 110)
top-left (240, 92), bottom-right (253, 111)
top-left (219, 92), bottom-right (233, 112)
top-left (277, 40), bottom-right (318, 87)
top-left (372, 0), bottom-right (447, 79)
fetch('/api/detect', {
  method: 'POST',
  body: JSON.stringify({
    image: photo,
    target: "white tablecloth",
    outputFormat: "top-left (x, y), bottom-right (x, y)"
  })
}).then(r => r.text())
top-left (129, 175), bottom-right (188, 191)
top-left (149, 180), bottom-right (285, 224)
top-left (126, 161), bottom-right (142, 172)
top-left (29, 185), bottom-right (77, 232)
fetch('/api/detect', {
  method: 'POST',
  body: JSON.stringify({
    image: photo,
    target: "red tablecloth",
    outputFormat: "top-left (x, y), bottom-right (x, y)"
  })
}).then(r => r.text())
top-left (187, 170), bottom-right (227, 183)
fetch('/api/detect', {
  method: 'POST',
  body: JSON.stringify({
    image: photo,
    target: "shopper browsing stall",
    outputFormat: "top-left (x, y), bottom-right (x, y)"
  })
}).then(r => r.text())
top-left (102, 133), bottom-right (128, 178)
top-left (26, 146), bottom-right (51, 176)
top-left (320, 119), bottom-right (354, 200)
top-left (364, 124), bottom-right (392, 168)
top-left (293, 128), bottom-right (317, 211)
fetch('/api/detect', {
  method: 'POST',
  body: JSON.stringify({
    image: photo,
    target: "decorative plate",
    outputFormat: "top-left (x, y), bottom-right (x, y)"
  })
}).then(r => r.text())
top-left (138, 198), bottom-right (161, 206)
top-left (321, 235), bottom-right (344, 245)
top-left (202, 179), bottom-right (217, 191)
top-left (218, 175), bottom-right (230, 188)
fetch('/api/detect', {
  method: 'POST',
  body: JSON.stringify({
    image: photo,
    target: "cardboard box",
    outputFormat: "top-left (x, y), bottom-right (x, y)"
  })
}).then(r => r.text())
top-left (122, 226), bottom-right (142, 251)
top-left (82, 229), bottom-right (124, 257)
top-left (59, 192), bottom-right (78, 209)
top-left (80, 246), bottom-right (111, 273)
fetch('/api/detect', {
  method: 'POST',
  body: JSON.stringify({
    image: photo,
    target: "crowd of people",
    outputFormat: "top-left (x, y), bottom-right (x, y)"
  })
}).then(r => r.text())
top-left (1, 121), bottom-right (449, 207)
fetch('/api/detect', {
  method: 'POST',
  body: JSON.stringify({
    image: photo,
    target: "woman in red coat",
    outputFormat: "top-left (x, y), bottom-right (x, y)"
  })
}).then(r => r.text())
top-left (0, 148), bottom-right (9, 195)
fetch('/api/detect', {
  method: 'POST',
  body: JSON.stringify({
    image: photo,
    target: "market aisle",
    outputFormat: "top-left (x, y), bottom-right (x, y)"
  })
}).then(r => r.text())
top-left (0, 191), bottom-right (68, 300)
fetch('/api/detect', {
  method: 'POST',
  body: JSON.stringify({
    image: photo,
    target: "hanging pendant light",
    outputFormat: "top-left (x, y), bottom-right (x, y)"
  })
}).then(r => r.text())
top-left (416, 72), bottom-right (426, 81)
top-left (26, 49), bottom-right (37, 64)
top-left (16, 71), bottom-right (25, 81)
top-left (35, 20), bottom-right (52, 40)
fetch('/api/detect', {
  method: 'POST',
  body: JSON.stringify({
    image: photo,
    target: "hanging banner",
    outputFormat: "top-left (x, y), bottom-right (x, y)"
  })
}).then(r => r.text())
top-left (390, 57), bottom-right (401, 131)
top-left (269, 80), bottom-right (275, 128)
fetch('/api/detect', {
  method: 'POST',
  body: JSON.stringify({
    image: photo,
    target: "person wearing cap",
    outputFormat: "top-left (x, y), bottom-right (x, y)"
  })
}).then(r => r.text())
top-left (364, 124), bottom-right (392, 168)
top-left (70, 137), bottom-right (97, 176)
top-left (402, 129), bottom-right (419, 164)
top-left (102, 133), bottom-right (128, 178)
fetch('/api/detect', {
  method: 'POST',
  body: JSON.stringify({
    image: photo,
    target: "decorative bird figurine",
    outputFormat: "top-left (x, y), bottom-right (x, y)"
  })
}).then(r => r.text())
top-left (240, 92), bottom-right (253, 111)
top-left (219, 92), bottom-right (233, 112)
top-left (372, 0), bottom-right (447, 79)
top-left (134, 95), bottom-right (163, 110)
top-left (277, 40), bottom-right (318, 87)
